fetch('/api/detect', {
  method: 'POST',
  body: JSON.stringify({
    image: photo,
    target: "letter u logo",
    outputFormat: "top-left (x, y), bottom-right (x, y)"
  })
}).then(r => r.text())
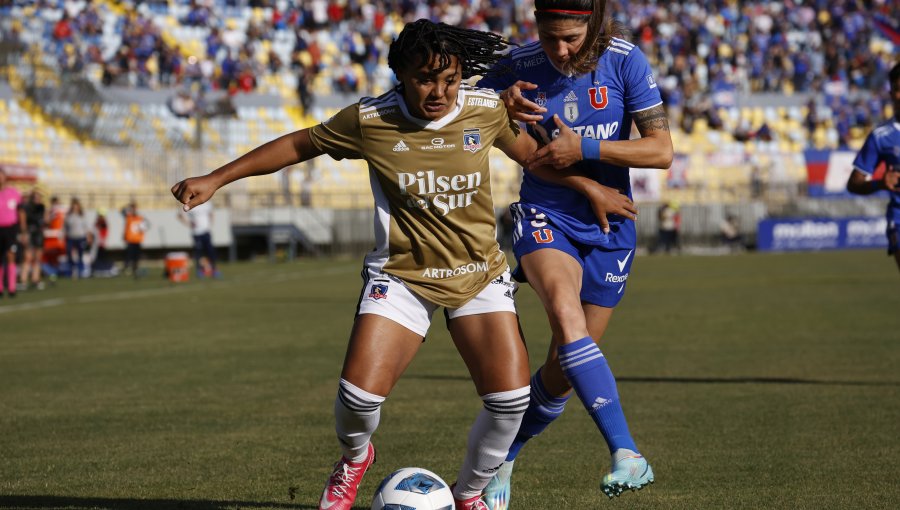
top-left (532, 228), bottom-right (554, 244)
top-left (589, 86), bottom-right (608, 110)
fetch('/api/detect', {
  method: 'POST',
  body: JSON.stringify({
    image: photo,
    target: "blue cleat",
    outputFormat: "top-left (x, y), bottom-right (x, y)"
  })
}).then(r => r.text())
top-left (601, 453), bottom-right (654, 498)
top-left (483, 460), bottom-right (514, 510)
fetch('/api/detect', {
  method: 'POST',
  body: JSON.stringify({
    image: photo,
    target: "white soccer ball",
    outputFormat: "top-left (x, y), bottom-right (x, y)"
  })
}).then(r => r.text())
top-left (371, 467), bottom-right (455, 510)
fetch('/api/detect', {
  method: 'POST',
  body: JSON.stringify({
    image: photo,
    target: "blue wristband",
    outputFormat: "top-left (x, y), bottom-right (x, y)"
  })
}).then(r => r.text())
top-left (581, 137), bottom-right (601, 161)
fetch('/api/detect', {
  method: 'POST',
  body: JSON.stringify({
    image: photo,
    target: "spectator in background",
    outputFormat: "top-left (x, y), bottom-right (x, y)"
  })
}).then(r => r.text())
top-left (0, 168), bottom-right (22, 298)
top-left (122, 201), bottom-right (149, 278)
top-left (720, 214), bottom-right (743, 253)
top-left (656, 201), bottom-right (681, 254)
top-left (19, 190), bottom-right (46, 290)
top-left (64, 197), bottom-right (89, 279)
top-left (42, 196), bottom-right (66, 283)
top-left (178, 200), bottom-right (220, 278)
top-left (89, 208), bottom-right (115, 277)
top-left (846, 62), bottom-right (900, 275)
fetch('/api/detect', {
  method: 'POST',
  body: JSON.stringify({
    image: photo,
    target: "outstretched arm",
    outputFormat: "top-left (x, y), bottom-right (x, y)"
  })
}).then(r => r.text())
top-left (171, 129), bottom-right (325, 210)
top-left (497, 129), bottom-right (638, 233)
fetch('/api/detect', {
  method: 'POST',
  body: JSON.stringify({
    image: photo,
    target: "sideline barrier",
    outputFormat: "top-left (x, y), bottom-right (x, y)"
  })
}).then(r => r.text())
top-left (757, 217), bottom-right (888, 251)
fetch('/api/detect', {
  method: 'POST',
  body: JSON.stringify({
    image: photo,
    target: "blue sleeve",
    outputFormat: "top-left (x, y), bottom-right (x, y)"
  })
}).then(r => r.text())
top-left (622, 47), bottom-right (663, 113)
top-left (852, 132), bottom-right (880, 175)
top-left (476, 56), bottom-right (517, 92)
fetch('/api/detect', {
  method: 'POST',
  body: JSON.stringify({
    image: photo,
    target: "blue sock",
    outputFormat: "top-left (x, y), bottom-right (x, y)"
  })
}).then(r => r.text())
top-left (506, 368), bottom-right (570, 461)
top-left (558, 337), bottom-right (637, 454)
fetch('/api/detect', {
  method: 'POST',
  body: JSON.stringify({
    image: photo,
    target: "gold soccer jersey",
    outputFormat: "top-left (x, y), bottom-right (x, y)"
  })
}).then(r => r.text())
top-left (309, 86), bottom-right (520, 308)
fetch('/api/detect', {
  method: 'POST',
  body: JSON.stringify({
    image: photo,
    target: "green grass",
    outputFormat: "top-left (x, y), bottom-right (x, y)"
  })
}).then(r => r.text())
top-left (1, 250), bottom-right (898, 510)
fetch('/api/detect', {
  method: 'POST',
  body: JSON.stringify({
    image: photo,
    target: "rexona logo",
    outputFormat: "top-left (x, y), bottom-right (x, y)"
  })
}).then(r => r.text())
top-left (398, 170), bottom-right (482, 216)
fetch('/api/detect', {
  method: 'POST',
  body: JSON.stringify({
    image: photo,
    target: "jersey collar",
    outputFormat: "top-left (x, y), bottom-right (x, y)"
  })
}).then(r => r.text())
top-left (395, 87), bottom-right (464, 130)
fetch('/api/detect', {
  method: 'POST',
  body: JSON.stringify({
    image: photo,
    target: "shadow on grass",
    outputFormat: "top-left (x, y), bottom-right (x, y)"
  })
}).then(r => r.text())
top-left (619, 376), bottom-right (900, 387)
top-left (0, 495), bottom-right (330, 510)
top-left (406, 374), bottom-right (900, 387)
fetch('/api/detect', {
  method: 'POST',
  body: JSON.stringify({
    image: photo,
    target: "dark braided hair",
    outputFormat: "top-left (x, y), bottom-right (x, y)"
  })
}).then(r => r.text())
top-left (534, 0), bottom-right (627, 75)
top-left (388, 19), bottom-right (510, 80)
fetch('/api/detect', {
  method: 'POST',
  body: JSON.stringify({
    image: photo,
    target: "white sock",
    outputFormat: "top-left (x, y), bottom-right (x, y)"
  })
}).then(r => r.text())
top-left (334, 378), bottom-right (386, 462)
top-left (453, 386), bottom-right (530, 500)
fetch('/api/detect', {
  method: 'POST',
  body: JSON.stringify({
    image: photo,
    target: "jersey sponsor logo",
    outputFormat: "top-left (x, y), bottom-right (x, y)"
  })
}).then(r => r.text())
top-left (463, 128), bottom-right (482, 153)
top-left (421, 261), bottom-right (489, 279)
top-left (516, 54), bottom-right (546, 70)
top-left (467, 96), bottom-right (498, 108)
top-left (535, 92), bottom-right (547, 107)
top-left (420, 137), bottom-right (457, 151)
top-left (532, 228), bottom-right (554, 243)
top-left (588, 86), bottom-right (609, 110)
top-left (393, 140), bottom-right (410, 152)
top-left (368, 283), bottom-right (389, 300)
top-left (398, 170), bottom-right (483, 216)
top-left (362, 106), bottom-right (397, 120)
top-left (572, 122), bottom-right (620, 140)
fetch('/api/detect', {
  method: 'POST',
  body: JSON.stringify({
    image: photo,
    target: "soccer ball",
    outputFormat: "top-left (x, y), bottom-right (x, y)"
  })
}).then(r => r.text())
top-left (371, 467), bottom-right (455, 510)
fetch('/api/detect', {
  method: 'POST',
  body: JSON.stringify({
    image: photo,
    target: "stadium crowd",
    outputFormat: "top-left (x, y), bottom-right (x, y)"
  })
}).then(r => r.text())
top-left (0, 0), bottom-right (897, 145)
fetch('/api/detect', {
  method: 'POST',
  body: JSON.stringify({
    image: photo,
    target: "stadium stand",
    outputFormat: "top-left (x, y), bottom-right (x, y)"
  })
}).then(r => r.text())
top-left (0, 0), bottom-right (896, 251)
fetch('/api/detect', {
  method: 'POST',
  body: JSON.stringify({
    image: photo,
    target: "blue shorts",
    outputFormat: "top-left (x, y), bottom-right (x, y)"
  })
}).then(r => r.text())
top-left (511, 209), bottom-right (634, 308)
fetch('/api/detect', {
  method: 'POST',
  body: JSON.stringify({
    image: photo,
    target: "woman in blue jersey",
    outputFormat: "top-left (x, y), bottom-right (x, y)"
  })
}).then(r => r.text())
top-left (846, 62), bottom-right (900, 274)
top-left (477, 0), bottom-right (673, 505)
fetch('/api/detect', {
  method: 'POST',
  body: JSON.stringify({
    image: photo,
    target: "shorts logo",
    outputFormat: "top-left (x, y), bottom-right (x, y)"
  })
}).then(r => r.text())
top-left (532, 228), bottom-right (554, 244)
top-left (463, 129), bottom-right (482, 153)
top-left (588, 86), bottom-right (608, 110)
top-left (368, 284), bottom-right (389, 300)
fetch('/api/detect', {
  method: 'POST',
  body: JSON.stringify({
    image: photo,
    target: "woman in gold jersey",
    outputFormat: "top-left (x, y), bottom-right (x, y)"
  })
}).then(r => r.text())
top-left (171, 19), bottom-right (634, 510)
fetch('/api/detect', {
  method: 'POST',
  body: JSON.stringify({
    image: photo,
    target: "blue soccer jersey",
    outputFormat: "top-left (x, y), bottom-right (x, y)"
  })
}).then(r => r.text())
top-left (852, 120), bottom-right (900, 224)
top-left (479, 38), bottom-right (662, 250)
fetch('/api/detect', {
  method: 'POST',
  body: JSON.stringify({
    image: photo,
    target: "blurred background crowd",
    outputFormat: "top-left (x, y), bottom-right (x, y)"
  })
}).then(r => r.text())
top-left (1, 0), bottom-right (897, 145)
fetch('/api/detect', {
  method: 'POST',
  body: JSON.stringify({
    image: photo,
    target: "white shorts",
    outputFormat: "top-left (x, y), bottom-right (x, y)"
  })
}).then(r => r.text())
top-left (356, 266), bottom-right (518, 337)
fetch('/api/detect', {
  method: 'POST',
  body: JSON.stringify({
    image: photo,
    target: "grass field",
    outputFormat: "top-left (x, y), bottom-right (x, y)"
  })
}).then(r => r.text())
top-left (1, 250), bottom-right (898, 510)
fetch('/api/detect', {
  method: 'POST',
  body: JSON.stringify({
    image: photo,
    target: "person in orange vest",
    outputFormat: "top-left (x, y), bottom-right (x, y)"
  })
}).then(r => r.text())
top-left (122, 201), bottom-right (149, 278)
top-left (41, 196), bottom-right (67, 282)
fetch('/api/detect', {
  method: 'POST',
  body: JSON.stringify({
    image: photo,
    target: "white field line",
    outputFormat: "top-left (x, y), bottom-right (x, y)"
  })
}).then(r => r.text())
top-left (0, 265), bottom-right (355, 315)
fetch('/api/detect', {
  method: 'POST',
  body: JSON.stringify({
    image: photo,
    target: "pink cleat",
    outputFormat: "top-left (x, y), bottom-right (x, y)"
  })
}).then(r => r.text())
top-left (318, 442), bottom-right (376, 510)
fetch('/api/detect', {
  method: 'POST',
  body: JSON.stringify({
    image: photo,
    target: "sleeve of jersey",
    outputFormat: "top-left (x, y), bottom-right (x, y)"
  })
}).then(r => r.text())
top-left (475, 56), bottom-right (517, 92)
top-left (307, 103), bottom-right (364, 160)
top-left (851, 133), bottom-right (880, 175)
top-left (494, 101), bottom-right (521, 148)
top-left (622, 47), bottom-right (663, 113)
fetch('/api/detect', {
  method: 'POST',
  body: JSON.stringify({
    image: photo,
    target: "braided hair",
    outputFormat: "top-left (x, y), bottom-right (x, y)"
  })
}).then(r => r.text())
top-left (388, 19), bottom-right (510, 80)
top-left (534, 0), bottom-right (626, 75)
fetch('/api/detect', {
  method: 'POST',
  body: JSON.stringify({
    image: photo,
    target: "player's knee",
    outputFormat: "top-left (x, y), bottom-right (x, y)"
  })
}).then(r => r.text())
top-left (545, 301), bottom-right (588, 340)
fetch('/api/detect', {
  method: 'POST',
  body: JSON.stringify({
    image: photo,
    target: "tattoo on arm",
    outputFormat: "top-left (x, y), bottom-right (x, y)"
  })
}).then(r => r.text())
top-left (633, 105), bottom-right (670, 134)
